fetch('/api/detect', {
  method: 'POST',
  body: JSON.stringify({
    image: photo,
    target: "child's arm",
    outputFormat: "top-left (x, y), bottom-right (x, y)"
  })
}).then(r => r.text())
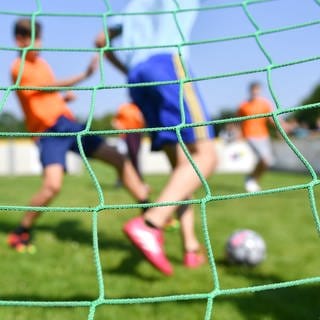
top-left (44, 55), bottom-right (98, 88)
top-left (95, 29), bottom-right (128, 74)
top-left (63, 91), bottom-right (77, 103)
top-left (105, 51), bottom-right (128, 74)
top-left (11, 55), bottom-right (98, 99)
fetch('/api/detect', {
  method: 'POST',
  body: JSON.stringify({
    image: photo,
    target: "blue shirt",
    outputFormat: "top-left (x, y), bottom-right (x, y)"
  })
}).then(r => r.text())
top-left (109, 0), bottom-right (199, 69)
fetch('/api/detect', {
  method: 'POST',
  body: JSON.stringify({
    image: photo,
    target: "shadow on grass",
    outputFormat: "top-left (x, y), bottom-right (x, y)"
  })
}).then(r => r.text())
top-left (0, 218), bottom-right (130, 250)
top-left (104, 246), bottom-right (162, 281)
top-left (215, 257), bottom-right (284, 282)
top-left (1, 286), bottom-right (318, 320)
top-left (0, 293), bottom-right (96, 302)
top-left (215, 284), bottom-right (320, 320)
top-left (3, 219), bottom-right (318, 317)
top-left (50, 220), bottom-right (159, 280)
top-left (0, 218), bottom-right (157, 280)
top-left (43, 219), bottom-right (131, 250)
top-left (212, 258), bottom-right (320, 319)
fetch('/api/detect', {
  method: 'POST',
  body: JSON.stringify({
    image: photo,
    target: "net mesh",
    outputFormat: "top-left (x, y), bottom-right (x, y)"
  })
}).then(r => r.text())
top-left (0, 0), bottom-right (320, 319)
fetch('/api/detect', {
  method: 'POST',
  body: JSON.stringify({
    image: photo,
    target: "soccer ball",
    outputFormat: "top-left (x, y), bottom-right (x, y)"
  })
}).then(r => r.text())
top-left (226, 229), bottom-right (266, 266)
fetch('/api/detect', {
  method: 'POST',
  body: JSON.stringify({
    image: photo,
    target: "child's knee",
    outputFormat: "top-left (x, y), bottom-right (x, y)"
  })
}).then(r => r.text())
top-left (113, 153), bottom-right (127, 172)
top-left (44, 181), bottom-right (62, 198)
top-left (94, 143), bottom-right (126, 169)
top-left (194, 140), bottom-right (217, 175)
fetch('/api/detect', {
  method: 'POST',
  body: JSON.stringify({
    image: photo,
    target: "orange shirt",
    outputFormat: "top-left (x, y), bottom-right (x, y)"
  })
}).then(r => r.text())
top-left (238, 97), bottom-right (272, 138)
top-left (11, 57), bottom-right (74, 133)
top-left (113, 103), bottom-right (145, 130)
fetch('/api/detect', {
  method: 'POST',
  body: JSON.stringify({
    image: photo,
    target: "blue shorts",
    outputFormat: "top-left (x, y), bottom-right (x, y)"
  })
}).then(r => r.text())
top-left (37, 116), bottom-right (103, 170)
top-left (128, 54), bottom-right (214, 151)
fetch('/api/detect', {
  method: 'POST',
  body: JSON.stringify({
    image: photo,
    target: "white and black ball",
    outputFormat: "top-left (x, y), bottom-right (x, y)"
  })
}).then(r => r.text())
top-left (226, 229), bottom-right (266, 266)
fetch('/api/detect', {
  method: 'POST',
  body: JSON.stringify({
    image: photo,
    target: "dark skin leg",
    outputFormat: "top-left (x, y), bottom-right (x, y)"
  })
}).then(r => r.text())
top-left (250, 159), bottom-right (268, 181)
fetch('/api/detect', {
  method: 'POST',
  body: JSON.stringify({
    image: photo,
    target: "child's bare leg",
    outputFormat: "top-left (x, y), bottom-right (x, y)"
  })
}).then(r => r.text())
top-left (165, 146), bottom-right (201, 252)
top-left (21, 164), bottom-right (64, 228)
top-left (144, 139), bottom-right (216, 228)
top-left (8, 164), bottom-right (64, 250)
top-left (251, 159), bottom-right (267, 181)
top-left (177, 204), bottom-right (200, 252)
top-left (123, 140), bottom-right (214, 273)
top-left (177, 203), bottom-right (206, 267)
top-left (93, 143), bottom-right (149, 202)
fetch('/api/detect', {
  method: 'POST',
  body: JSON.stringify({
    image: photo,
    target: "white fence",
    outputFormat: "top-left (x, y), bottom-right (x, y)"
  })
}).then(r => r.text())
top-left (272, 137), bottom-right (320, 173)
top-left (0, 139), bottom-right (82, 175)
top-left (0, 138), bottom-right (256, 176)
top-left (139, 139), bottom-right (256, 174)
top-left (0, 137), bottom-right (317, 176)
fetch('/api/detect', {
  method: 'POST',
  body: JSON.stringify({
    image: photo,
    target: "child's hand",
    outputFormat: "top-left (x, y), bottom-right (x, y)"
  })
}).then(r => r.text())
top-left (85, 54), bottom-right (99, 78)
top-left (95, 31), bottom-right (106, 48)
top-left (280, 120), bottom-right (293, 134)
top-left (64, 91), bottom-right (76, 103)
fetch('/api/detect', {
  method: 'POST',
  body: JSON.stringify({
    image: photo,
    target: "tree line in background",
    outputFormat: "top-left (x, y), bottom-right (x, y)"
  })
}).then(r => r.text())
top-left (0, 112), bottom-right (115, 133)
top-left (295, 83), bottom-right (320, 129)
top-left (0, 83), bottom-right (319, 133)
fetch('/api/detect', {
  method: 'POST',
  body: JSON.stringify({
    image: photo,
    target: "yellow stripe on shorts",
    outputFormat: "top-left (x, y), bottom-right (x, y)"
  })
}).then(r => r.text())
top-left (173, 55), bottom-right (208, 140)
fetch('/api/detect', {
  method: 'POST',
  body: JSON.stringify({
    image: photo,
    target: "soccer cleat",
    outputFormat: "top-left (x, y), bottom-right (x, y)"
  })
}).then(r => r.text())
top-left (7, 231), bottom-right (35, 253)
top-left (164, 218), bottom-right (180, 232)
top-left (123, 216), bottom-right (173, 276)
top-left (245, 177), bottom-right (261, 193)
top-left (184, 249), bottom-right (206, 269)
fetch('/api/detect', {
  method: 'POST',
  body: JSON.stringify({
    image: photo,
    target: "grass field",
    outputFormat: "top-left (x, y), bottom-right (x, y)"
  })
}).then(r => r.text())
top-left (0, 163), bottom-right (319, 320)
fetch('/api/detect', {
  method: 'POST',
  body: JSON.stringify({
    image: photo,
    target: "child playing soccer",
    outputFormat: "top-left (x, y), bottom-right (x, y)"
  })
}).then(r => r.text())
top-left (96, 0), bottom-right (216, 275)
top-left (238, 82), bottom-right (274, 192)
top-left (8, 19), bottom-right (149, 252)
top-left (112, 102), bottom-right (145, 179)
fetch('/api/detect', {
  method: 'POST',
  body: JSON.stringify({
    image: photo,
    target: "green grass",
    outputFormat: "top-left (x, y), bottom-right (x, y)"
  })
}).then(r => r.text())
top-left (0, 164), bottom-right (319, 320)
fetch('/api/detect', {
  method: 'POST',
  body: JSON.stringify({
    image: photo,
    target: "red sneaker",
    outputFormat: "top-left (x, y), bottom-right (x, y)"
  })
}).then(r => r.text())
top-left (123, 217), bottom-right (173, 276)
top-left (7, 232), bottom-right (36, 253)
top-left (184, 249), bottom-right (206, 269)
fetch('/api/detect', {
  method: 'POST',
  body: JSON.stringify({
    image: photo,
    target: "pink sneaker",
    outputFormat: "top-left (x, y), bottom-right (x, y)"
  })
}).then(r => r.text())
top-left (184, 250), bottom-right (206, 269)
top-left (123, 217), bottom-right (173, 276)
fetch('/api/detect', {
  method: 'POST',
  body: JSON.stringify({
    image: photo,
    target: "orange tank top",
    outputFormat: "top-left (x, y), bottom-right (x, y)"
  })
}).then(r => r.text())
top-left (11, 57), bottom-right (74, 133)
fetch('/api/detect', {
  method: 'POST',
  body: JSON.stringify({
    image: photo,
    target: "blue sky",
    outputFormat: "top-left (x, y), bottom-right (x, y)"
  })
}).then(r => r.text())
top-left (1, 0), bottom-right (319, 120)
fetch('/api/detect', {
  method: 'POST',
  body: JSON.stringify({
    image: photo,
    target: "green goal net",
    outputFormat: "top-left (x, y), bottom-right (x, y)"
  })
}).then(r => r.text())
top-left (0, 0), bottom-right (320, 319)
